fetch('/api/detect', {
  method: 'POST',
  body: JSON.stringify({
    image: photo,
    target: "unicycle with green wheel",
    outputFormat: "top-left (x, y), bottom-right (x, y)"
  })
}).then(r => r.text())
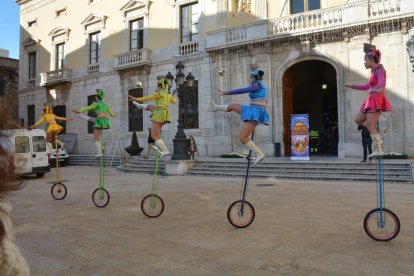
top-left (141, 145), bottom-right (164, 218)
top-left (363, 132), bottom-right (400, 241)
top-left (51, 136), bottom-right (67, 200)
top-left (227, 132), bottom-right (256, 228)
top-left (92, 131), bottom-right (110, 207)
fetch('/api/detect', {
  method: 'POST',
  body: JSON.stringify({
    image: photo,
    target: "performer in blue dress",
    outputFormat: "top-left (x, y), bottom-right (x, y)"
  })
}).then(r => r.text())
top-left (211, 70), bottom-right (269, 164)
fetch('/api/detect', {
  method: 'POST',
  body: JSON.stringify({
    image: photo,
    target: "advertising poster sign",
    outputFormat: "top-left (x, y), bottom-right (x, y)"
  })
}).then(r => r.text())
top-left (291, 114), bottom-right (310, 161)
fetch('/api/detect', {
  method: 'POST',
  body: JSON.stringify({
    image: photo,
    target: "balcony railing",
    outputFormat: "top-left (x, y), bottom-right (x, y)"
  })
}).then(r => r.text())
top-left (40, 68), bottom-right (72, 87)
top-left (87, 64), bottom-right (100, 75)
top-left (114, 48), bottom-right (151, 71)
top-left (178, 41), bottom-right (199, 55)
top-left (206, 0), bottom-right (414, 50)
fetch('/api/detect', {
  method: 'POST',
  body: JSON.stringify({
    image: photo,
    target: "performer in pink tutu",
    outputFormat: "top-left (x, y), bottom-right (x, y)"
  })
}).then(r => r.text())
top-left (345, 44), bottom-right (393, 157)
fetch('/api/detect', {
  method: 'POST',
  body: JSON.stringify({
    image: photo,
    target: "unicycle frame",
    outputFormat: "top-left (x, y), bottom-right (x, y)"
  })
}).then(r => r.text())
top-left (98, 131), bottom-right (105, 199)
top-left (239, 131), bottom-right (255, 215)
top-left (376, 156), bottom-right (385, 227)
top-left (150, 145), bottom-right (161, 207)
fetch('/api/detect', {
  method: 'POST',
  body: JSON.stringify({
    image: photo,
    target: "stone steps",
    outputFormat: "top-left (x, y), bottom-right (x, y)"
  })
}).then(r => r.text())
top-left (69, 155), bottom-right (121, 167)
top-left (186, 159), bottom-right (413, 183)
top-left (117, 156), bottom-right (166, 175)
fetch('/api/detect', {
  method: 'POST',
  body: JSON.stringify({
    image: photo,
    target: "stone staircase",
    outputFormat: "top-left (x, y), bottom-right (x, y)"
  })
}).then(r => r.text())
top-left (117, 156), bottom-right (166, 175)
top-left (186, 158), bottom-right (413, 183)
top-left (69, 155), bottom-right (121, 167)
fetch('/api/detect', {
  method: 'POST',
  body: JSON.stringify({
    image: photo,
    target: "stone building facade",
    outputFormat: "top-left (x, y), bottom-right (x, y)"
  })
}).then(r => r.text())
top-left (0, 50), bottom-right (19, 122)
top-left (16, 0), bottom-right (414, 157)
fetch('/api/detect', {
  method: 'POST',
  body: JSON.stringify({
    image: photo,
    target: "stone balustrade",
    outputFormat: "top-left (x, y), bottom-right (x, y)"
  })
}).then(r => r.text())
top-left (206, 0), bottom-right (414, 50)
top-left (39, 68), bottom-right (72, 86)
top-left (114, 48), bottom-right (151, 70)
top-left (178, 41), bottom-right (199, 56)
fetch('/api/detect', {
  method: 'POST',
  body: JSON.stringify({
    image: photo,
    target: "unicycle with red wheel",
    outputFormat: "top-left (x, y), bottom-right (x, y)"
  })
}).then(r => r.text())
top-left (92, 132), bottom-right (110, 207)
top-left (141, 145), bottom-right (164, 218)
top-left (363, 155), bottom-right (400, 241)
top-left (51, 136), bottom-right (67, 200)
top-left (227, 132), bottom-right (256, 228)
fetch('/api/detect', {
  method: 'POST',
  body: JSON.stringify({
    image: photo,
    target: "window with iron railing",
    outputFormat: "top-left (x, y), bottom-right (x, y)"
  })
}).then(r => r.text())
top-left (87, 95), bottom-right (96, 134)
top-left (28, 52), bottom-right (37, 79)
top-left (55, 43), bottom-right (65, 70)
top-left (128, 88), bottom-right (143, 132)
top-left (89, 31), bottom-right (100, 64)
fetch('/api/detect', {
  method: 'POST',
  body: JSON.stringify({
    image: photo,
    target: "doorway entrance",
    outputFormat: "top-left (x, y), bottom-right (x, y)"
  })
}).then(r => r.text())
top-left (283, 60), bottom-right (338, 156)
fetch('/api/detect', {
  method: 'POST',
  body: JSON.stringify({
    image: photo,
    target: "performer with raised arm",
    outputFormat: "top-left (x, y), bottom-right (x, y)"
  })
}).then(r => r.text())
top-left (72, 89), bottom-right (116, 158)
top-left (345, 44), bottom-right (393, 157)
top-left (129, 77), bottom-right (177, 159)
top-left (211, 69), bottom-right (269, 164)
top-left (29, 103), bottom-right (73, 152)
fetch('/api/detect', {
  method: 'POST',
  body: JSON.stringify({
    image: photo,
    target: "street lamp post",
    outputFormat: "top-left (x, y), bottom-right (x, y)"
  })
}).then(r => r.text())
top-left (406, 35), bottom-right (414, 72)
top-left (165, 61), bottom-right (194, 160)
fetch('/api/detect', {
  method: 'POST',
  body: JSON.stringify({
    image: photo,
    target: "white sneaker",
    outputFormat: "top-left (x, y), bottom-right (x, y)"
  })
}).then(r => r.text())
top-left (160, 150), bottom-right (171, 159)
top-left (95, 152), bottom-right (103, 159)
top-left (254, 153), bottom-right (266, 165)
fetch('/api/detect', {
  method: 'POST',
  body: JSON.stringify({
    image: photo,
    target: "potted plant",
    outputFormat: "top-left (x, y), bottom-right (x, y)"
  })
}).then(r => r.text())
top-left (125, 131), bottom-right (144, 156)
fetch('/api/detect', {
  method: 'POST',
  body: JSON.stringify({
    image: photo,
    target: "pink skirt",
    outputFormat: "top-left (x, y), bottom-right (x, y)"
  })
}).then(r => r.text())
top-left (360, 92), bottom-right (393, 113)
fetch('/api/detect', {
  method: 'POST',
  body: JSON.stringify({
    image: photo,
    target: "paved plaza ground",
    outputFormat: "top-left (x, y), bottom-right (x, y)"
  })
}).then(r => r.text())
top-left (5, 166), bottom-right (414, 275)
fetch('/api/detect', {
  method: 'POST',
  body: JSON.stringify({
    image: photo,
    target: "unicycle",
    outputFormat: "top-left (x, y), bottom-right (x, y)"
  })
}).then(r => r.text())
top-left (92, 131), bottom-right (110, 207)
top-left (141, 145), bottom-right (165, 218)
top-left (363, 133), bottom-right (400, 241)
top-left (227, 132), bottom-right (256, 228)
top-left (51, 136), bottom-right (67, 200)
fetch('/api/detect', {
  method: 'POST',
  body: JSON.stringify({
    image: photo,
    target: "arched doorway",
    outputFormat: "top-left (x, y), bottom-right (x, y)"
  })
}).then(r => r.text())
top-left (283, 60), bottom-right (338, 156)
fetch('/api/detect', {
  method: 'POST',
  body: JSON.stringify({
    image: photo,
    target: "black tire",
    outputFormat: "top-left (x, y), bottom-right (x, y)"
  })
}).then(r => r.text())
top-left (141, 194), bottom-right (164, 218)
top-left (363, 208), bottom-right (400, 242)
top-left (92, 188), bottom-right (110, 208)
top-left (36, 173), bottom-right (45, 178)
top-left (227, 200), bottom-right (255, 228)
top-left (51, 182), bottom-right (67, 200)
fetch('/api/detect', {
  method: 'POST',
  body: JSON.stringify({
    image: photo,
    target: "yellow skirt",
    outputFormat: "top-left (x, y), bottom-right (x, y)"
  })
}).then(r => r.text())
top-left (47, 123), bottom-right (64, 134)
top-left (150, 109), bottom-right (172, 124)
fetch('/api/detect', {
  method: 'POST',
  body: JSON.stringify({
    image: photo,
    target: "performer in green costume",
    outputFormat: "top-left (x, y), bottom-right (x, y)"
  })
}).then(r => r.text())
top-left (72, 89), bottom-right (116, 158)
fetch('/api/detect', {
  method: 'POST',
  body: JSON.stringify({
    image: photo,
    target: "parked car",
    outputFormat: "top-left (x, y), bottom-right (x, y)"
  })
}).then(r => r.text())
top-left (0, 129), bottom-right (50, 177)
top-left (50, 143), bottom-right (70, 166)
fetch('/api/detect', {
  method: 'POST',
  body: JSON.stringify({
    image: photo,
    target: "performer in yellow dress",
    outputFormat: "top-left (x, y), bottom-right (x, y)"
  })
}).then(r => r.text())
top-left (28, 103), bottom-right (73, 153)
top-left (128, 77), bottom-right (177, 158)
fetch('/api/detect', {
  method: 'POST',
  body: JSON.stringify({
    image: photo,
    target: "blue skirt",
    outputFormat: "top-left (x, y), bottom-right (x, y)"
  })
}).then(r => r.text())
top-left (240, 105), bottom-right (270, 125)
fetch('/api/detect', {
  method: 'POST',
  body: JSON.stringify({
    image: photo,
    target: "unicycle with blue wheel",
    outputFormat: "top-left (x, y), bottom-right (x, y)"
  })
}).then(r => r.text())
top-left (92, 132), bottom-right (110, 207)
top-left (363, 134), bottom-right (400, 241)
top-left (51, 136), bottom-right (67, 200)
top-left (141, 145), bottom-right (165, 218)
top-left (227, 132), bottom-right (256, 228)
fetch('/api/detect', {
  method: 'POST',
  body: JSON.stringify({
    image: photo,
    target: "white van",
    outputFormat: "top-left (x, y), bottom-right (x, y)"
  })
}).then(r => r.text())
top-left (1, 129), bottom-right (50, 177)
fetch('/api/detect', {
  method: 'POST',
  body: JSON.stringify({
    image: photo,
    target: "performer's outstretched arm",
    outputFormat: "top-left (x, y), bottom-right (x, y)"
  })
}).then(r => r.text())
top-left (130, 93), bottom-right (161, 102)
top-left (78, 103), bottom-right (98, 113)
top-left (223, 83), bottom-right (261, 95)
top-left (29, 116), bottom-right (45, 128)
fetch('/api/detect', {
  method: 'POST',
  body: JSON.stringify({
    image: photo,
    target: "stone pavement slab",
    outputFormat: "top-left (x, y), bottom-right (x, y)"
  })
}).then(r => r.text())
top-left (5, 166), bottom-right (414, 275)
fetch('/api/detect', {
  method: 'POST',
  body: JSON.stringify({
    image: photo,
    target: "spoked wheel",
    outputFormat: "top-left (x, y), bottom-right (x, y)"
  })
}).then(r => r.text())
top-left (363, 208), bottom-right (400, 242)
top-left (51, 182), bottom-right (67, 200)
top-left (141, 194), bottom-right (164, 218)
top-left (227, 200), bottom-right (255, 228)
top-left (92, 188), bottom-right (110, 208)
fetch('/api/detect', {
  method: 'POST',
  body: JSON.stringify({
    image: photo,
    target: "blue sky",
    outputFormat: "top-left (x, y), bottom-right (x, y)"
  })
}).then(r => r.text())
top-left (0, 0), bottom-right (20, 59)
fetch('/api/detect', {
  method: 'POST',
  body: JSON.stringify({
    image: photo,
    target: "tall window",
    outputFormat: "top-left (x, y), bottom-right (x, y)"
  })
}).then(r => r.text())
top-left (182, 81), bottom-right (199, 129)
top-left (290, 0), bottom-right (320, 14)
top-left (130, 19), bottom-right (144, 51)
top-left (128, 88), bottom-right (143, 132)
top-left (28, 52), bottom-right (36, 79)
top-left (87, 95), bottom-right (96, 134)
top-left (27, 105), bottom-right (35, 127)
top-left (55, 43), bottom-right (65, 70)
top-left (180, 2), bottom-right (199, 43)
top-left (54, 105), bottom-right (66, 134)
top-left (89, 32), bottom-right (100, 64)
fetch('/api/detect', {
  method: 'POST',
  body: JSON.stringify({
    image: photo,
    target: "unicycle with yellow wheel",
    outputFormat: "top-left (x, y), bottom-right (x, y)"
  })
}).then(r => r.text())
top-left (141, 145), bottom-right (164, 218)
top-left (51, 136), bottom-right (67, 200)
top-left (92, 132), bottom-right (110, 207)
